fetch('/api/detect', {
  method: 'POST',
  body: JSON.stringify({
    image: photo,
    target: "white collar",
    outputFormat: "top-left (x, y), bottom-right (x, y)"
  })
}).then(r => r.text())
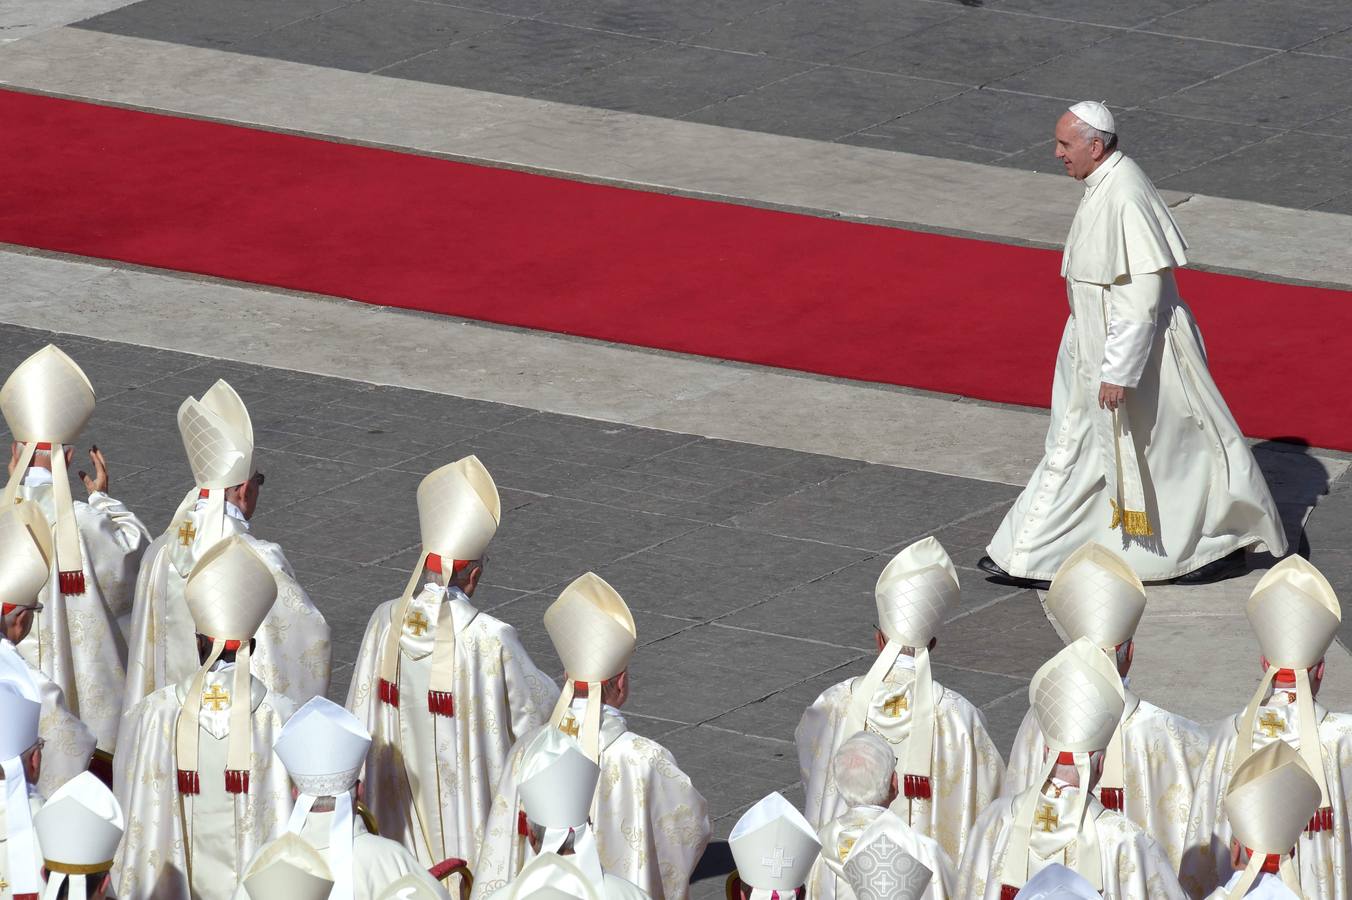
top-left (192, 496), bottom-right (248, 524)
top-left (19, 468), bottom-right (52, 487)
top-left (1083, 151), bottom-right (1122, 191)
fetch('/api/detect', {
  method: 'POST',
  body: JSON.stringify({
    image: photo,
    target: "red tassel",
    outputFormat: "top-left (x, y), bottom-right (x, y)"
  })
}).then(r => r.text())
top-left (378, 678), bottom-right (400, 707)
top-left (1307, 806), bottom-right (1334, 833)
top-left (225, 769), bottom-right (250, 794)
top-left (428, 691), bottom-right (455, 717)
top-left (15, 893), bottom-right (40, 900)
top-left (903, 774), bottom-right (932, 800)
top-left (177, 769), bottom-right (200, 794)
top-left (517, 810), bottom-right (529, 836)
top-left (58, 570), bottom-right (85, 595)
top-left (1000, 885), bottom-right (1019, 900)
top-left (1101, 787), bottom-right (1124, 811)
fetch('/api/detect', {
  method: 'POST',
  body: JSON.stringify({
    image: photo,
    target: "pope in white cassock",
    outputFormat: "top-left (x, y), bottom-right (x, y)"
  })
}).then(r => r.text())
top-left (236, 833), bottom-right (335, 900)
top-left (797, 537), bottom-right (1004, 864)
top-left (0, 648), bottom-right (43, 900)
top-left (1181, 555), bottom-right (1352, 899)
top-left (727, 793), bottom-right (820, 900)
top-left (114, 535), bottom-right (296, 900)
top-left (1000, 542), bottom-right (1206, 872)
top-left (238, 696), bottom-right (448, 900)
top-left (125, 379), bottom-right (330, 716)
top-left (471, 572), bottom-right (710, 900)
top-left (347, 456), bottom-right (558, 883)
top-left (807, 731), bottom-right (954, 900)
top-left (980, 101), bottom-right (1284, 588)
top-left (955, 638), bottom-right (1184, 900)
top-left (1, 345), bottom-right (151, 755)
top-left (0, 502), bottom-right (96, 797)
top-left (33, 771), bottom-right (125, 900)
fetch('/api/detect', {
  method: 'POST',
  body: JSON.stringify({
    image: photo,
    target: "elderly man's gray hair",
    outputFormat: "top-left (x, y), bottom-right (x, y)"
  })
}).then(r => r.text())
top-left (832, 731), bottom-right (896, 808)
top-left (1070, 117), bottom-right (1118, 153)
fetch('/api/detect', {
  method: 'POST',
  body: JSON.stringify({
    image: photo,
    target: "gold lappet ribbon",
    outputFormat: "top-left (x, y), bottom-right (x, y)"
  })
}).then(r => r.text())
top-left (1108, 409), bottom-right (1153, 537)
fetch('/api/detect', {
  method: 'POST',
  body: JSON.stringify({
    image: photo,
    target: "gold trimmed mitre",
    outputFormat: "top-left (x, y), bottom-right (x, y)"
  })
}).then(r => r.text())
top-left (0, 502), bottom-right (53, 610)
top-left (1030, 637), bottom-right (1125, 754)
top-left (874, 536), bottom-right (959, 648)
top-left (34, 771), bottom-right (124, 873)
top-left (1045, 542), bottom-right (1145, 649)
top-left (1222, 740), bottom-right (1320, 898)
top-left (417, 455), bottom-right (501, 565)
top-left (0, 345), bottom-right (94, 445)
top-left (178, 379), bottom-right (254, 490)
top-left (1247, 555), bottom-right (1340, 670)
top-left (241, 833), bottom-right (334, 900)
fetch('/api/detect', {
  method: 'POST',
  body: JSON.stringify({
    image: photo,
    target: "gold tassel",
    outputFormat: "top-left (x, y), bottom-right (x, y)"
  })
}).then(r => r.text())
top-left (1110, 500), bottom-right (1154, 537)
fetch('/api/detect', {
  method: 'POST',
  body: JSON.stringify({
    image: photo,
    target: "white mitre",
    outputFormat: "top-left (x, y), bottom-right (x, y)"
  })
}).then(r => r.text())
top-left (1002, 638), bottom-right (1124, 894)
top-left (276, 696), bottom-right (372, 900)
top-left (173, 379), bottom-right (255, 549)
top-left (492, 852), bottom-right (600, 900)
top-left (517, 727), bottom-right (604, 886)
top-left (1045, 542), bottom-right (1145, 811)
top-left (845, 536), bottom-right (959, 800)
top-left (378, 455), bottom-right (501, 713)
top-left (1239, 555), bottom-right (1340, 827)
top-left (1219, 739), bottom-right (1320, 899)
top-left (176, 534), bottom-right (278, 796)
top-left (544, 572), bottom-right (637, 761)
top-left (0, 646), bottom-right (41, 899)
top-left (729, 792), bottom-right (820, 899)
top-left (0, 344), bottom-right (95, 595)
top-left (1068, 100), bottom-right (1115, 134)
top-left (1013, 863), bottom-right (1100, 899)
top-left (377, 874), bottom-right (443, 900)
top-left (243, 832), bottom-right (335, 900)
top-left (34, 771), bottom-right (125, 900)
top-left (840, 815), bottom-right (932, 900)
top-left (0, 501), bottom-right (54, 613)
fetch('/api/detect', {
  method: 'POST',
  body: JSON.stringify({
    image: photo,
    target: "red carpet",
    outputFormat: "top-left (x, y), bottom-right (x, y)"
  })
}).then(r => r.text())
top-left (1, 88), bottom-right (1348, 448)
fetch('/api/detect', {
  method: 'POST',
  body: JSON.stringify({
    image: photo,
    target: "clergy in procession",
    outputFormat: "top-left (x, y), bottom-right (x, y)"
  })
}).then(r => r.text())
top-left (1, 345), bottom-right (151, 754)
top-left (0, 656), bottom-right (44, 900)
top-left (125, 379), bottom-right (330, 715)
top-left (797, 537), bottom-right (1004, 863)
top-left (808, 731), bottom-right (954, 900)
top-left (347, 456), bottom-right (558, 874)
top-left (236, 834), bottom-right (335, 900)
top-left (1182, 556), bottom-right (1352, 899)
top-left (33, 772), bottom-right (124, 900)
top-left (1205, 741), bottom-right (1322, 900)
top-left (0, 502), bottom-right (96, 796)
top-left (842, 821), bottom-right (943, 900)
top-left (956, 639), bottom-right (1184, 900)
top-left (264, 696), bottom-right (447, 900)
top-left (114, 535), bottom-right (296, 900)
top-left (979, 101), bottom-right (1284, 588)
top-left (1000, 542), bottom-right (1206, 871)
top-left (471, 573), bottom-right (709, 900)
top-left (728, 793), bottom-right (820, 900)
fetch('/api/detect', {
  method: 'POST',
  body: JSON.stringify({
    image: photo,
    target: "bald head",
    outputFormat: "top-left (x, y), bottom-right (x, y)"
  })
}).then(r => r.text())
top-left (1054, 110), bottom-right (1117, 181)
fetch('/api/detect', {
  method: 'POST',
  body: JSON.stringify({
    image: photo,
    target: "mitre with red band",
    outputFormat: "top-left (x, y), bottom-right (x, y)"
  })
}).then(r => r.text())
top-left (0, 502), bottom-right (54, 616)
top-left (1221, 740), bottom-right (1320, 898)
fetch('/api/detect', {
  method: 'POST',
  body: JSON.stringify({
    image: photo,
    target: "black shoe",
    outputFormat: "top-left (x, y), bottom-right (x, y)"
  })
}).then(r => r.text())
top-left (1174, 549), bottom-right (1248, 585)
top-left (977, 555), bottom-right (1051, 591)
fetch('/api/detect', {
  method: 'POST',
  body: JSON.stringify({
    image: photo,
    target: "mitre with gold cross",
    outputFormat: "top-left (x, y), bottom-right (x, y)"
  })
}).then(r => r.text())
top-left (378, 455), bottom-right (501, 716)
top-left (0, 501), bottom-right (55, 618)
top-left (1238, 554), bottom-right (1341, 833)
top-left (844, 536), bottom-right (960, 802)
top-left (544, 572), bottom-right (636, 762)
top-left (1221, 739), bottom-right (1320, 899)
top-left (0, 642), bottom-right (43, 899)
top-left (171, 379), bottom-right (255, 556)
top-left (729, 792), bottom-right (821, 899)
top-left (176, 534), bottom-right (277, 797)
top-left (1044, 542), bottom-right (1146, 812)
top-left (0, 344), bottom-right (96, 595)
top-left (1001, 638), bottom-right (1124, 896)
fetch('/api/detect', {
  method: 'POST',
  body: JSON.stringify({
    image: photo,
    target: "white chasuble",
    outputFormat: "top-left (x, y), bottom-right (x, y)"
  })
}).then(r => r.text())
top-left (113, 665), bottom-right (296, 900)
top-left (347, 587), bottom-right (559, 877)
top-left (1001, 691), bottom-right (1207, 872)
top-left (470, 704), bottom-right (710, 900)
top-left (1180, 701), bottom-right (1352, 900)
top-left (808, 805), bottom-right (955, 900)
top-left (796, 667), bottom-right (1005, 863)
top-left (15, 483), bottom-right (150, 752)
top-left (123, 501), bottom-right (331, 716)
top-left (955, 787), bottom-right (1185, 900)
top-left (0, 638), bottom-right (96, 798)
top-left (986, 151), bottom-right (1285, 581)
top-left (0, 790), bottom-right (42, 900)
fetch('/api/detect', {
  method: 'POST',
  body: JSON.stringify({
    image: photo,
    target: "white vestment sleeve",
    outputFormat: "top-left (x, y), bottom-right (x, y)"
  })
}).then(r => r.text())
top-left (84, 491), bottom-right (153, 554)
top-left (1100, 270), bottom-right (1164, 388)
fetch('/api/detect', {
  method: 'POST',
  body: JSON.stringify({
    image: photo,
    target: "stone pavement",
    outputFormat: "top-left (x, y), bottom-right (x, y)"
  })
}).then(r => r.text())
top-left (73, 0), bottom-right (1352, 212)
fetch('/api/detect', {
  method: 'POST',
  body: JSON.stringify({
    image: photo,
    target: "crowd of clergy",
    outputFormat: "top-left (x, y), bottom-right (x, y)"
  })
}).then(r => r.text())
top-left (0, 340), bottom-right (1344, 900)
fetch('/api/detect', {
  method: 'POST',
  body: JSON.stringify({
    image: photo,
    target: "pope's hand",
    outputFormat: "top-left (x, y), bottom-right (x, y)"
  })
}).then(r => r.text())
top-left (78, 445), bottom-right (109, 495)
top-left (1099, 382), bottom-right (1126, 411)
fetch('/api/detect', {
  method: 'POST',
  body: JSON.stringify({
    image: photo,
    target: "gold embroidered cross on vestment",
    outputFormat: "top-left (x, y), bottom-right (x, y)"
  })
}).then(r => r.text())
top-left (882, 693), bottom-right (909, 717)
top-left (1034, 804), bottom-right (1059, 833)
top-left (203, 684), bottom-right (230, 711)
top-left (1258, 710), bottom-right (1285, 738)
top-left (405, 611), bottom-right (430, 637)
top-left (560, 716), bottom-right (580, 738)
top-left (177, 521), bottom-right (197, 546)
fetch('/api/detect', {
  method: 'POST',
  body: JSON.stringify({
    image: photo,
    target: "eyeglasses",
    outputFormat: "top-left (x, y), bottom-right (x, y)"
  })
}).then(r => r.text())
top-left (251, 472), bottom-right (266, 487)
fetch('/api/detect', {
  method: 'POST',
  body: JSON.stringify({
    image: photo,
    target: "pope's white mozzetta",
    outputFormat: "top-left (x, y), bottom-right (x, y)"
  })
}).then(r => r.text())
top-left (34, 771), bottom-right (124, 900)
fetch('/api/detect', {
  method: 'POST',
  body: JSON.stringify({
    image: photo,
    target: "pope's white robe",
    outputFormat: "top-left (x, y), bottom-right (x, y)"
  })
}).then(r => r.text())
top-left (347, 585), bottom-right (559, 878)
top-left (0, 638), bottom-right (96, 798)
top-left (807, 805), bottom-right (955, 900)
top-left (1204, 869), bottom-right (1301, 900)
top-left (113, 664), bottom-right (295, 900)
top-left (986, 151), bottom-right (1284, 581)
top-left (1180, 696), bottom-right (1352, 900)
top-left (470, 703), bottom-right (710, 900)
top-left (796, 665), bottom-right (1005, 863)
top-left (955, 786), bottom-right (1185, 899)
top-left (0, 788), bottom-right (42, 900)
top-left (123, 498), bottom-right (331, 716)
top-left (1001, 688), bottom-right (1207, 872)
top-left (16, 479), bottom-right (150, 752)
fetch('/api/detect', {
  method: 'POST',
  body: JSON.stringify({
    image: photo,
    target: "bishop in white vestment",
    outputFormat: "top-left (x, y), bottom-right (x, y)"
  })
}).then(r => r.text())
top-left (728, 793), bottom-right (819, 900)
top-left (1, 345), bottom-right (151, 753)
top-left (983, 102), bottom-right (1284, 584)
top-left (797, 538), bottom-right (1004, 864)
top-left (0, 649), bottom-right (44, 900)
top-left (114, 536), bottom-right (295, 900)
top-left (1001, 543), bottom-right (1206, 871)
top-left (1182, 556), bottom-right (1352, 899)
top-left (33, 772), bottom-right (124, 900)
top-left (347, 457), bottom-right (557, 879)
top-left (124, 379), bottom-right (330, 715)
top-left (471, 573), bottom-right (709, 900)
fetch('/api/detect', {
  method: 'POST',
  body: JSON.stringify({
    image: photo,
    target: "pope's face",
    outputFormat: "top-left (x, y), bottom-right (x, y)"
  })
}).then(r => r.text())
top-left (1054, 113), bottom-right (1098, 180)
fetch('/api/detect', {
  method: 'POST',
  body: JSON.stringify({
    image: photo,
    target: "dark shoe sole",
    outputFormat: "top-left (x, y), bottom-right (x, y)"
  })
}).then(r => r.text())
top-left (977, 555), bottom-right (1051, 591)
top-left (1173, 551), bottom-right (1248, 585)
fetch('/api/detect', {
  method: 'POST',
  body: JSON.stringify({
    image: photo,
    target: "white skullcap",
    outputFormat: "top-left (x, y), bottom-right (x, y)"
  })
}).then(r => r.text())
top-left (1068, 101), bottom-right (1115, 135)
